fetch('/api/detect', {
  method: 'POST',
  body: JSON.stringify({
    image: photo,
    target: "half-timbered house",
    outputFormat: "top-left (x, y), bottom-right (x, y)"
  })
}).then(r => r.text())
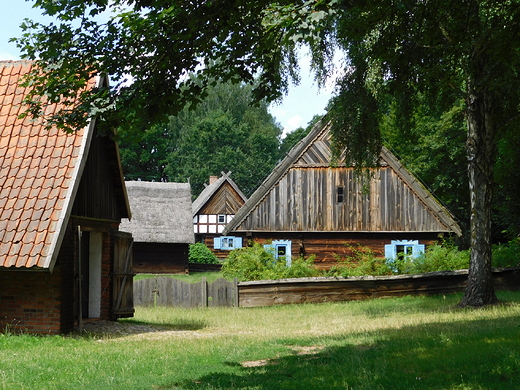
top-left (223, 118), bottom-right (462, 269)
top-left (192, 172), bottom-right (247, 259)
top-left (120, 181), bottom-right (194, 273)
top-left (0, 61), bottom-right (134, 334)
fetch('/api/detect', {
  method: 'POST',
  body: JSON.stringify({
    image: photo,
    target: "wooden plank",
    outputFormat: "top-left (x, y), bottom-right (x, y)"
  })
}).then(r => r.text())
top-left (237, 268), bottom-right (520, 307)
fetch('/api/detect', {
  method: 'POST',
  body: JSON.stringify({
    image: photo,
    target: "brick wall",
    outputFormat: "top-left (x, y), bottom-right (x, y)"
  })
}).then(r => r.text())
top-left (0, 270), bottom-right (64, 334)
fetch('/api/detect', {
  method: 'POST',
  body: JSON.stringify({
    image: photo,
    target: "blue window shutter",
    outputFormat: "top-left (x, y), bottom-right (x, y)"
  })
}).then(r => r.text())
top-left (213, 237), bottom-right (222, 250)
top-left (413, 244), bottom-right (425, 258)
top-left (234, 237), bottom-right (243, 249)
top-left (285, 241), bottom-right (292, 266)
top-left (385, 244), bottom-right (395, 259)
top-left (264, 244), bottom-right (274, 256)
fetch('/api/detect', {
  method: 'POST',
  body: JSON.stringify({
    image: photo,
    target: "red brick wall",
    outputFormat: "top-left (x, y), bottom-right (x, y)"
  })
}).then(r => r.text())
top-left (0, 269), bottom-right (64, 334)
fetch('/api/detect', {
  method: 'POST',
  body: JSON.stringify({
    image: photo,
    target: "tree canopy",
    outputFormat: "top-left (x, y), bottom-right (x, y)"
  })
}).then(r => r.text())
top-left (16, 0), bottom-right (520, 306)
top-left (119, 80), bottom-right (284, 197)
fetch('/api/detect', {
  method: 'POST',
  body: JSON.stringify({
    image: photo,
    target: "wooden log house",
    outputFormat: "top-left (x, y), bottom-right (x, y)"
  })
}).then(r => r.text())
top-left (223, 118), bottom-right (462, 269)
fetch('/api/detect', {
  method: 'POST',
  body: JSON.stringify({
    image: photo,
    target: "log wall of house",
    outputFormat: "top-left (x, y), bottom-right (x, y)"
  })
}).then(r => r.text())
top-left (236, 166), bottom-right (450, 233)
top-left (133, 242), bottom-right (189, 274)
top-left (243, 232), bottom-right (441, 269)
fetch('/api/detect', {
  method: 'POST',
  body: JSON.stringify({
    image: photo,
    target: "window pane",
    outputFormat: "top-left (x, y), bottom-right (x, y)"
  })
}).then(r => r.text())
top-left (337, 186), bottom-right (344, 203)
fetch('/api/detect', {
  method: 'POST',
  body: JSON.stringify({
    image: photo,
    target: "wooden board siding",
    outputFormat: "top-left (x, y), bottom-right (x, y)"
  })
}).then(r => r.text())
top-left (198, 181), bottom-right (245, 215)
top-left (237, 268), bottom-right (520, 307)
top-left (236, 166), bottom-right (449, 233)
top-left (133, 242), bottom-right (189, 274)
top-left (243, 232), bottom-right (440, 269)
top-left (72, 130), bottom-right (123, 222)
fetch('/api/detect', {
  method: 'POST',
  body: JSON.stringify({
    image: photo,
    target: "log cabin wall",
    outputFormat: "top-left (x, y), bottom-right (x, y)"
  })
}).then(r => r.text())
top-left (133, 242), bottom-right (189, 274)
top-left (242, 232), bottom-right (442, 269)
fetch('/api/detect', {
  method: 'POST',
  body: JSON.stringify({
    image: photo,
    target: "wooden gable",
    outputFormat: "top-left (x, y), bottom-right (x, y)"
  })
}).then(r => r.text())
top-left (224, 119), bottom-right (461, 236)
top-left (192, 172), bottom-right (247, 217)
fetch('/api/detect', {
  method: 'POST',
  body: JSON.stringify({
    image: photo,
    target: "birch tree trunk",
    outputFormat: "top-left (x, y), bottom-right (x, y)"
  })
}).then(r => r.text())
top-left (459, 80), bottom-right (498, 307)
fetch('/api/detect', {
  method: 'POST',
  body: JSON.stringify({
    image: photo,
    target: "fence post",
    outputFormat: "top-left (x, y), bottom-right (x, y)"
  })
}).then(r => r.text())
top-left (202, 277), bottom-right (208, 307)
top-left (233, 277), bottom-right (239, 307)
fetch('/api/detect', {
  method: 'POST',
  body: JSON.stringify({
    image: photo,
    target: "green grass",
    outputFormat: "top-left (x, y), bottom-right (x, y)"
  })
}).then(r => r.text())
top-left (1, 291), bottom-right (520, 389)
top-left (134, 272), bottom-right (226, 283)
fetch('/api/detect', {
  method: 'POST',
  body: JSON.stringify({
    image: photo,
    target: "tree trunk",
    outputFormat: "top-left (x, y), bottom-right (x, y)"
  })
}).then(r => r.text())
top-left (458, 82), bottom-right (498, 307)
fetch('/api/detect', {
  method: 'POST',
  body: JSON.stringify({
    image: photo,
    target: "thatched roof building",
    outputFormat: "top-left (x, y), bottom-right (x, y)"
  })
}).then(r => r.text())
top-left (120, 181), bottom-right (194, 273)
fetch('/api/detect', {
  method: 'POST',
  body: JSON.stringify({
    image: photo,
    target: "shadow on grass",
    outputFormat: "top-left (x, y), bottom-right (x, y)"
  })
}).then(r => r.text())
top-left (167, 314), bottom-right (520, 390)
top-left (121, 318), bottom-right (208, 331)
top-left (76, 318), bottom-right (209, 339)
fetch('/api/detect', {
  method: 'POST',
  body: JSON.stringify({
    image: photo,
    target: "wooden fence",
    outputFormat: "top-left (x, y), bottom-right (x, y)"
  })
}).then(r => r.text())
top-left (133, 268), bottom-right (519, 308)
top-left (134, 277), bottom-right (238, 307)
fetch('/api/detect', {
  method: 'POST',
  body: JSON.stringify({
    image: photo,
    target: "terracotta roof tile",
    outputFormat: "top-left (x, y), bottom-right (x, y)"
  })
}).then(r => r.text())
top-left (0, 60), bottom-right (91, 270)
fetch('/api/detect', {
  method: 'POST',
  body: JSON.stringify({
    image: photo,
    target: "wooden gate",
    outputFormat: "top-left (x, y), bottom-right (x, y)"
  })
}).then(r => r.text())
top-left (112, 231), bottom-right (135, 318)
top-left (134, 277), bottom-right (238, 308)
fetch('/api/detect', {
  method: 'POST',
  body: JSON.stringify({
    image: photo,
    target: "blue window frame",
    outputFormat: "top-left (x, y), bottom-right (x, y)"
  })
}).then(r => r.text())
top-left (214, 236), bottom-right (243, 250)
top-left (384, 240), bottom-right (425, 260)
top-left (264, 240), bottom-right (292, 266)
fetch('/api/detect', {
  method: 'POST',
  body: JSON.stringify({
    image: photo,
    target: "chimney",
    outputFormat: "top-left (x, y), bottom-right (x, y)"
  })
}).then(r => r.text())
top-left (209, 175), bottom-right (218, 185)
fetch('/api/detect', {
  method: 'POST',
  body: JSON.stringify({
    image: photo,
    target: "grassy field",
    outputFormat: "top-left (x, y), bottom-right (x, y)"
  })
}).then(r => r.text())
top-left (1, 291), bottom-right (520, 389)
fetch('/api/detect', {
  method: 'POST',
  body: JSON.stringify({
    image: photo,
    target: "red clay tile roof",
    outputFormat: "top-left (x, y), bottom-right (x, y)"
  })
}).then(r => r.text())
top-left (0, 60), bottom-right (95, 270)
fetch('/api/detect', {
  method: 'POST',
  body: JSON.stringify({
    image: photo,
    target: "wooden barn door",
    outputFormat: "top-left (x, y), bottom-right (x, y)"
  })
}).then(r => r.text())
top-left (112, 231), bottom-right (135, 319)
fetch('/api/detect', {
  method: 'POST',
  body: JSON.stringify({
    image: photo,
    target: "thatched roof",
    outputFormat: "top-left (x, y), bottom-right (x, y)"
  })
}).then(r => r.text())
top-left (120, 181), bottom-right (194, 244)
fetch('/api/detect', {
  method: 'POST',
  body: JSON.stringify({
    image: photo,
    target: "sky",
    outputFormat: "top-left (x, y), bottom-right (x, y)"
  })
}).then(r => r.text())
top-left (0, 0), bottom-right (334, 136)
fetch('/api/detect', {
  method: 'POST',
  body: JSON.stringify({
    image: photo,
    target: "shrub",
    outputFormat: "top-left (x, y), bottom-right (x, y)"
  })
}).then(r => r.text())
top-left (411, 242), bottom-right (470, 273)
top-left (326, 245), bottom-right (394, 277)
top-left (221, 243), bottom-right (320, 281)
top-left (492, 238), bottom-right (520, 268)
top-left (188, 243), bottom-right (219, 264)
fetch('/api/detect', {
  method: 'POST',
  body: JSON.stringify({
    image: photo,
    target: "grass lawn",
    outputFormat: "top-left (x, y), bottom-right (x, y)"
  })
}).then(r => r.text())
top-left (1, 291), bottom-right (520, 389)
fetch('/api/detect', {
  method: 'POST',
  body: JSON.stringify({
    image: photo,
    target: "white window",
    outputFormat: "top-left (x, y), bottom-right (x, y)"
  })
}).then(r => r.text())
top-left (384, 240), bottom-right (425, 260)
top-left (218, 214), bottom-right (226, 224)
top-left (214, 236), bottom-right (243, 250)
top-left (264, 240), bottom-right (292, 266)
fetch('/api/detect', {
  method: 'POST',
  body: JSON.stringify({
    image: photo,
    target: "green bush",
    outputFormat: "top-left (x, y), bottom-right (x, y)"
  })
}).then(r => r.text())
top-left (411, 242), bottom-right (470, 273)
top-left (492, 238), bottom-right (520, 268)
top-left (326, 245), bottom-right (394, 277)
top-left (188, 243), bottom-right (219, 264)
top-left (221, 243), bottom-right (320, 281)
